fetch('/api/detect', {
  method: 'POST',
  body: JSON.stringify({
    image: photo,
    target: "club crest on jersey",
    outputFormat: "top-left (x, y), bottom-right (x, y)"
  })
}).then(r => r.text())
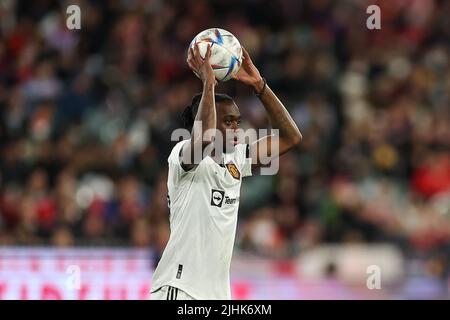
top-left (211, 189), bottom-right (225, 207)
top-left (226, 162), bottom-right (240, 180)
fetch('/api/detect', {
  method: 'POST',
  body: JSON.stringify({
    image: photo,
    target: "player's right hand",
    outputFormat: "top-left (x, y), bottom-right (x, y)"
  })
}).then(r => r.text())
top-left (187, 43), bottom-right (217, 86)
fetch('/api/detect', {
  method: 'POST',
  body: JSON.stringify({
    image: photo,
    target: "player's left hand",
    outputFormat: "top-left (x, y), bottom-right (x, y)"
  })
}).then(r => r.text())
top-left (233, 47), bottom-right (265, 93)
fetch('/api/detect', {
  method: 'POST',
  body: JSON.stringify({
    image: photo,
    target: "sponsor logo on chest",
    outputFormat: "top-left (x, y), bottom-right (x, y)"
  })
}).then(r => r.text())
top-left (211, 189), bottom-right (239, 207)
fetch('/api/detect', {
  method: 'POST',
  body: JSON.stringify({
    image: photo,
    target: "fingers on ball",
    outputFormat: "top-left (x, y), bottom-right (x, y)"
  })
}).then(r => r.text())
top-left (242, 47), bottom-right (250, 59)
top-left (194, 43), bottom-right (202, 60)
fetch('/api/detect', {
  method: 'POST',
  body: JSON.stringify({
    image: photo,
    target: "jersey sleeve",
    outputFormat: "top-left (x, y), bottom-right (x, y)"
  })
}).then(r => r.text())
top-left (167, 139), bottom-right (196, 184)
top-left (235, 143), bottom-right (253, 178)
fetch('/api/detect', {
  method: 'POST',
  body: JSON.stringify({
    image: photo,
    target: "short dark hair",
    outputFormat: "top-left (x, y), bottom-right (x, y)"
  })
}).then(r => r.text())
top-left (181, 93), bottom-right (234, 131)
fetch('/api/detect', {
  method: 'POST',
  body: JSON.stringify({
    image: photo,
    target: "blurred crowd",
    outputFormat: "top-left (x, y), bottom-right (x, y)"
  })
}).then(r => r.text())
top-left (0, 0), bottom-right (449, 278)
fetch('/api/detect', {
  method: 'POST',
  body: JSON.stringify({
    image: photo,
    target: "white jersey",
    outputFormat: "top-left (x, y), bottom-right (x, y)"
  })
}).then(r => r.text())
top-left (151, 139), bottom-right (252, 300)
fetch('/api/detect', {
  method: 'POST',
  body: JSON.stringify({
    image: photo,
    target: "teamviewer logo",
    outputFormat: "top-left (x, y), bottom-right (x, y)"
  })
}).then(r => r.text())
top-left (211, 189), bottom-right (225, 207)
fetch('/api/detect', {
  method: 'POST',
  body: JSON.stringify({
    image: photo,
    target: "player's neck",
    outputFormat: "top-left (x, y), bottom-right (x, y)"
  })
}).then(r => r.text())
top-left (209, 142), bottom-right (235, 163)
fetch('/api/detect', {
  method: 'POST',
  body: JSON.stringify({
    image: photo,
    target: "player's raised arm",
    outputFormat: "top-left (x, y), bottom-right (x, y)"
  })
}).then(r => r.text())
top-left (181, 43), bottom-right (217, 171)
top-left (233, 47), bottom-right (302, 170)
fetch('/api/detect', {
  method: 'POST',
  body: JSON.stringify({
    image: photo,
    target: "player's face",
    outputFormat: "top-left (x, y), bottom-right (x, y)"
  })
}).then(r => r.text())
top-left (216, 100), bottom-right (241, 153)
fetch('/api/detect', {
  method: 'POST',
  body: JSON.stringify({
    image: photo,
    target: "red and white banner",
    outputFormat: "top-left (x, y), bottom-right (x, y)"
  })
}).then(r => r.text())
top-left (0, 248), bottom-right (153, 300)
top-left (0, 247), bottom-right (388, 299)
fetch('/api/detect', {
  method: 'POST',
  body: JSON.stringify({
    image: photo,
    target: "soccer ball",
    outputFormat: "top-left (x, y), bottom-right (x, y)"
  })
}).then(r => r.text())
top-left (189, 28), bottom-right (243, 82)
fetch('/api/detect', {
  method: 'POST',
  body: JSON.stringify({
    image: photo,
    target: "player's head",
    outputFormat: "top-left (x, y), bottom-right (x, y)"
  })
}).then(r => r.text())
top-left (182, 93), bottom-right (241, 153)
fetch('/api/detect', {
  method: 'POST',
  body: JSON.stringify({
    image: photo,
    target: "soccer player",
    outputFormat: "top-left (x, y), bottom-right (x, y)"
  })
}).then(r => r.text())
top-left (150, 44), bottom-right (302, 300)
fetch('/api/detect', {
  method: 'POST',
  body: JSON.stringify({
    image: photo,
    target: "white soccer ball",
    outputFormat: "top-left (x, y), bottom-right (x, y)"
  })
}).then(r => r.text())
top-left (189, 28), bottom-right (243, 82)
